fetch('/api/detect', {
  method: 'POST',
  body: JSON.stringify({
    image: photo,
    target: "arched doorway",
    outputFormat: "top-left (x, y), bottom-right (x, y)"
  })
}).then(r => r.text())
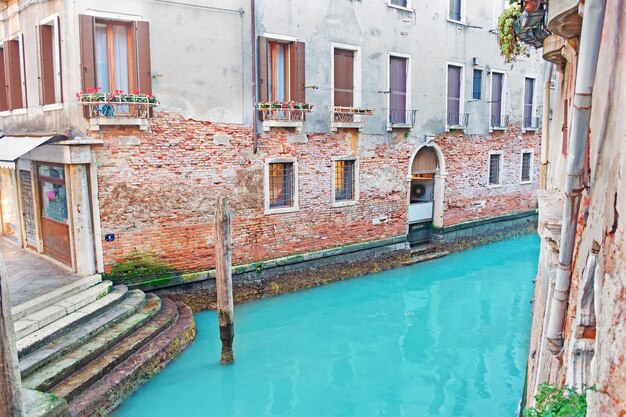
top-left (407, 143), bottom-right (446, 244)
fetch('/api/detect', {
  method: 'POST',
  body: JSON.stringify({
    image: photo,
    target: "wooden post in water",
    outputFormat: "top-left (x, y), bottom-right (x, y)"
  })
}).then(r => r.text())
top-left (0, 253), bottom-right (25, 417)
top-left (215, 196), bottom-right (235, 364)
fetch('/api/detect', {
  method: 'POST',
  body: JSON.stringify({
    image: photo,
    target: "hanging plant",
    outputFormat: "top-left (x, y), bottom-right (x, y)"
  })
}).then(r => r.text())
top-left (497, 6), bottom-right (529, 63)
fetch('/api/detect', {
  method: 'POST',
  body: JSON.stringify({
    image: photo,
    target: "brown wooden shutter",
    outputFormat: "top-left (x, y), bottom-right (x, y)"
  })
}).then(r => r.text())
top-left (56, 16), bottom-right (63, 102)
top-left (0, 48), bottom-right (8, 111)
top-left (39, 24), bottom-right (55, 105)
top-left (334, 49), bottom-right (353, 107)
top-left (135, 21), bottom-right (152, 94)
top-left (79, 15), bottom-right (95, 92)
top-left (6, 39), bottom-right (23, 109)
top-left (561, 99), bottom-right (569, 156)
top-left (289, 41), bottom-right (305, 103)
top-left (258, 36), bottom-right (268, 102)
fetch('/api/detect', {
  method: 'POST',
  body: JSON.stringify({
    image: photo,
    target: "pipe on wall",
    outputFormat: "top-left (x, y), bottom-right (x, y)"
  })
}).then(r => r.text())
top-left (540, 62), bottom-right (554, 190)
top-left (545, 0), bottom-right (606, 355)
top-left (251, 0), bottom-right (258, 154)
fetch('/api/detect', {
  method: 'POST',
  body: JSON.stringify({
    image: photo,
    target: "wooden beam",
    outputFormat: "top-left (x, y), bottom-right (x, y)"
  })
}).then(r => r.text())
top-left (215, 196), bottom-right (234, 365)
top-left (0, 253), bottom-right (25, 417)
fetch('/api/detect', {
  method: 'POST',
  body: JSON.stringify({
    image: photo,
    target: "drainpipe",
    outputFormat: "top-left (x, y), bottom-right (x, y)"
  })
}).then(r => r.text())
top-left (540, 62), bottom-right (554, 190)
top-left (251, 0), bottom-right (258, 154)
top-left (545, 0), bottom-right (606, 355)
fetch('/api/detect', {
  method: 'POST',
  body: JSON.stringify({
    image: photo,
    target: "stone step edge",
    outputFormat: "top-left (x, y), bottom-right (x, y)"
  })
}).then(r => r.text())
top-left (25, 295), bottom-right (166, 393)
top-left (49, 297), bottom-right (178, 400)
top-left (12, 274), bottom-right (102, 321)
top-left (17, 286), bottom-right (130, 358)
top-left (22, 389), bottom-right (69, 417)
top-left (67, 302), bottom-right (196, 417)
top-left (20, 290), bottom-right (147, 378)
top-left (15, 281), bottom-right (113, 340)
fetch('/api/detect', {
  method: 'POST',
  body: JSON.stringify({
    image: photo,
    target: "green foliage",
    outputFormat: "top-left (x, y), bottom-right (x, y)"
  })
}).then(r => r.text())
top-left (105, 253), bottom-right (174, 285)
top-left (523, 383), bottom-right (592, 417)
top-left (497, 6), bottom-right (529, 63)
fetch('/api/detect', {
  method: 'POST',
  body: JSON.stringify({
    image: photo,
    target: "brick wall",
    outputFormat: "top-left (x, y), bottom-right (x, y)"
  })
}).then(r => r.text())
top-left (92, 112), bottom-right (540, 274)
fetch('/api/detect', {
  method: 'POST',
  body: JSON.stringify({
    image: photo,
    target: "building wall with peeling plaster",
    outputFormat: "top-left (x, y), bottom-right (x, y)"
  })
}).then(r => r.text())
top-left (0, 0), bottom-right (542, 277)
top-left (525, 1), bottom-right (626, 415)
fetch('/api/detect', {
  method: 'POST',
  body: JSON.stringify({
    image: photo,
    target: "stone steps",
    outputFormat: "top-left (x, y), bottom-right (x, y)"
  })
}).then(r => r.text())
top-left (14, 281), bottom-right (113, 340)
top-left (402, 250), bottom-right (450, 266)
top-left (12, 275), bottom-right (103, 321)
top-left (13, 278), bottom-right (196, 417)
top-left (67, 302), bottom-right (196, 417)
top-left (23, 295), bottom-right (164, 392)
top-left (17, 285), bottom-right (128, 358)
top-left (20, 290), bottom-right (149, 379)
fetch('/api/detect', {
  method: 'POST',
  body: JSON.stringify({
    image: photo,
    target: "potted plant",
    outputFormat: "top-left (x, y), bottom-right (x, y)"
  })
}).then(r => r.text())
top-left (497, 5), bottom-right (529, 63)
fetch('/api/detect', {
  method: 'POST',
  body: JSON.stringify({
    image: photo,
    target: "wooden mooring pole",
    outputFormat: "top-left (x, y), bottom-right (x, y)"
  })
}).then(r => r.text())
top-left (0, 253), bottom-right (25, 417)
top-left (215, 196), bottom-right (235, 364)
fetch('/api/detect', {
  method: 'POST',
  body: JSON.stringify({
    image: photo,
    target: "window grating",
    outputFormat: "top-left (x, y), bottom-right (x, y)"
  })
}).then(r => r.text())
top-left (335, 160), bottom-right (356, 201)
top-left (489, 154), bottom-right (501, 185)
top-left (391, 0), bottom-right (408, 6)
top-left (521, 152), bottom-right (532, 182)
top-left (269, 162), bottom-right (294, 208)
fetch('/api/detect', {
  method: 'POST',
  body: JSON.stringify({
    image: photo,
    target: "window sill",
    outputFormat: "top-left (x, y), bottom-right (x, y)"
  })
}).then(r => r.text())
top-left (447, 17), bottom-right (467, 26)
top-left (332, 200), bottom-right (359, 208)
top-left (445, 125), bottom-right (467, 132)
top-left (331, 122), bottom-right (363, 132)
top-left (490, 126), bottom-right (508, 132)
top-left (264, 205), bottom-right (300, 215)
top-left (0, 109), bottom-right (28, 117)
top-left (387, 3), bottom-right (414, 13)
top-left (262, 120), bottom-right (303, 133)
top-left (520, 180), bottom-right (533, 185)
top-left (89, 117), bottom-right (150, 131)
top-left (43, 103), bottom-right (63, 112)
top-left (487, 183), bottom-right (503, 189)
top-left (387, 123), bottom-right (413, 131)
top-left (522, 127), bottom-right (540, 133)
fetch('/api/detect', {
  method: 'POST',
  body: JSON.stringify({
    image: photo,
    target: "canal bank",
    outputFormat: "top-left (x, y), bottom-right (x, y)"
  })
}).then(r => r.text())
top-left (108, 210), bottom-right (538, 312)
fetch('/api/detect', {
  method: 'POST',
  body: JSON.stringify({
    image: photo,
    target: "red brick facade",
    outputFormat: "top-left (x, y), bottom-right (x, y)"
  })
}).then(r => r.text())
top-left (93, 112), bottom-right (540, 274)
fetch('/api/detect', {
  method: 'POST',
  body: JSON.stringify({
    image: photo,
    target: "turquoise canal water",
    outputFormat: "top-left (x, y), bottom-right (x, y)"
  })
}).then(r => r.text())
top-left (114, 234), bottom-right (539, 417)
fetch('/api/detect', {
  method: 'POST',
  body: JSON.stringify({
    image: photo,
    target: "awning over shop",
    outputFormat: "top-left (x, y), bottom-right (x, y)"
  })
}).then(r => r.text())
top-left (0, 136), bottom-right (55, 169)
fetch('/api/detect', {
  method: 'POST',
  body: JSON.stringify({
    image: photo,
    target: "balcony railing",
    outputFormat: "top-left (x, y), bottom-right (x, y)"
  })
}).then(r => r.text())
top-left (388, 109), bottom-right (417, 127)
top-left (258, 108), bottom-right (311, 122)
top-left (332, 106), bottom-right (374, 123)
top-left (445, 112), bottom-right (469, 129)
top-left (490, 115), bottom-right (510, 130)
top-left (523, 116), bottom-right (541, 130)
top-left (81, 101), bottom-right (155, 119)
top-left (515, 1), bottom-right (551, 48)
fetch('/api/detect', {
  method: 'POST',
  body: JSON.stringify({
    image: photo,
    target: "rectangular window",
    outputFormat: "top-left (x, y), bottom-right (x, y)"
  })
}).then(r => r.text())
top-left (523, 77), bottom-right (536, 129)
top-left (446, 64), bottom-right (462, 126)
top-left (390, 0), bottom-right (408, 7)
top-left (449, 0), bottom-right (462, 21)
top-left (472, 69), bottom-right (482, 100)
top-left (79, 16), bottom-right (152, 99)
top-left (489, 153), bottom-right (502, 185)
top-left (1, 35), bottom-right (27, 110)
top-left (334, 160), bottom-right (356, 202)
top-left (268, 162), bottom-right (294, 208)
top-left (389, 55), bottom-right (408, 124)
top-left (258, 37), bottom-right (305, 104)
top-left (490, 72), bottom-right (504, 128)
top-left (95, 21), bottom-right (133, 94)
top-left (521, 152), bottom-right (532, 182)
top-left (334, 48), bottom-right (355, 108)
top-left (39, 16), bottom-right (63, 105)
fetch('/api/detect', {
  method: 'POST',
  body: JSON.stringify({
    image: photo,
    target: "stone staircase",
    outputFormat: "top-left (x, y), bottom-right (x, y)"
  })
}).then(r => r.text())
top-left (12, 275), bottom-right (196, 417)
top-left (402, 243), bottom-right (450, 265)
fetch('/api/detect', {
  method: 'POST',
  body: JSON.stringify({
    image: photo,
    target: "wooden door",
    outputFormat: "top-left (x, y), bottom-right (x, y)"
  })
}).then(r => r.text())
top-left (37, 164), bottom-right (71, 265)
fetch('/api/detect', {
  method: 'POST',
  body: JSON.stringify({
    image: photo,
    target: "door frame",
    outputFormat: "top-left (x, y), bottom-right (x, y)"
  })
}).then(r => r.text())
top-left (35, 162), bottom-right (72, 266)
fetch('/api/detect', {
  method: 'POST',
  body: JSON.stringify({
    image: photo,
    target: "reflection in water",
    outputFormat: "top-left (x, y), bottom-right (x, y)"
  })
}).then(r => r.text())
top-left (114, 235), bottom-right (539, 417)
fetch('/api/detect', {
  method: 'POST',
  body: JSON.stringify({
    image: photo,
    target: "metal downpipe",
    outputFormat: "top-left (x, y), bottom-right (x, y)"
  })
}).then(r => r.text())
top-left (540, 62), bottom-right (554, 190)
top-left (545, 0), bottom-right (606, 355)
